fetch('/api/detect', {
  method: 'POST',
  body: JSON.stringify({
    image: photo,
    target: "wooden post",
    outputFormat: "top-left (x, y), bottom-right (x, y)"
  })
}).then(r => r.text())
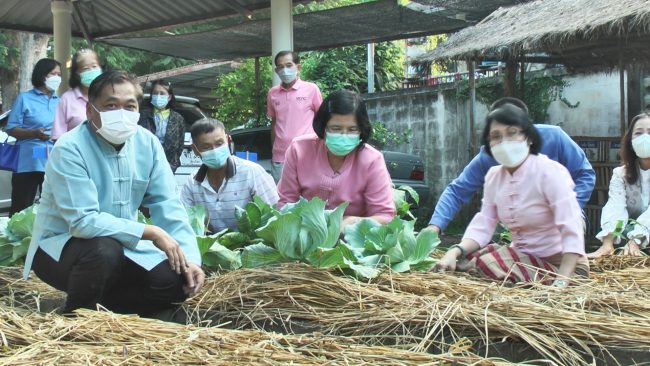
top-left (468, 60), bottom-right (476, 154)
top-left (519, 60), bottom-right (526, 99)
top-left (255, 57), bottom-right (261, 126)
top-left (504, 57), bottom-right (517, 97)
top-left (619, 49), bottom-right (626, 135)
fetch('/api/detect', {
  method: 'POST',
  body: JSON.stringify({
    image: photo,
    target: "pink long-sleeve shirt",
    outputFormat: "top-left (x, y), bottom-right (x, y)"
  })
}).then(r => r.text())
top-left (278, 134), bottom-right (396, 221)
top-left (51, 87), bottom-right (88, 140)
top-left (463, 153), bottom-right (585, 258)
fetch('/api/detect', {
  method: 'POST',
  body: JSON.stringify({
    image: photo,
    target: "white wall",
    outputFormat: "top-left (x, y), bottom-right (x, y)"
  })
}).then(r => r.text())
top-left (547, 72), bottom-right (623, 137)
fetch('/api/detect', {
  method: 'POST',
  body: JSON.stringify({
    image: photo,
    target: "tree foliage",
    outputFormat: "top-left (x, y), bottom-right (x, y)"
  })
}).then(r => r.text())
top-left (213, 57), bottom-right (273, 129)
top-left (63, 40), bottom-right (193, 76)
top-left (301, 42), bottom-right (403, 95)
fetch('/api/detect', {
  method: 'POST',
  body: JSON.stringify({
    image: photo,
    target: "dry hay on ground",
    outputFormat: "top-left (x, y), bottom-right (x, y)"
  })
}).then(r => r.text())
top-left (186, 262), bottom-right (650, 366)
top-left (2, 255), bottom-right (650, 365)
top-left (0, 306), bottom-right (512, 366)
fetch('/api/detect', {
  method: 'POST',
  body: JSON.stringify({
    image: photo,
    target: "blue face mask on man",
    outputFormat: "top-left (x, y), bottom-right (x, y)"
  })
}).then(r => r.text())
top-left (199, 144), bottom-right (230, 169)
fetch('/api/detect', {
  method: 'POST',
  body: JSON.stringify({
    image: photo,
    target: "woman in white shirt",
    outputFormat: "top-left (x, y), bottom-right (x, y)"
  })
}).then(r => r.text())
top-left (589, 111), bottom-right (650, 257)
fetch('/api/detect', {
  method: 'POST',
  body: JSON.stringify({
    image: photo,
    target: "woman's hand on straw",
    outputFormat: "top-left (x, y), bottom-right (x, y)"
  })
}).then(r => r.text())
top-left (434, 250), bottom-right (459, 272)
top-left (623, 240), bottom-right (643, 256)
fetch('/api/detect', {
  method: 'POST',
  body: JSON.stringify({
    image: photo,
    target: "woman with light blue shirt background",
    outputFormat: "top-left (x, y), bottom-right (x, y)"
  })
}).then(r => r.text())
top-left (6, 58), bottom-right (61, 216)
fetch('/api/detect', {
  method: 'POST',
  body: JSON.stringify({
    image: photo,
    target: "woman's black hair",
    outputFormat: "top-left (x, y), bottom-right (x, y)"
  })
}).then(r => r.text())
top-left (148, 79), bottom-right (176, 109)
top-left (312, 90), bottom-right (372, 146)
top-left (621, 111), bottom-right (650, 185)
top-left (481, 103), bottom-right (542, 157)
top-left (69, 49), bottom-right (101, 88)
top-left (31, 58), bottom-right (61, 88)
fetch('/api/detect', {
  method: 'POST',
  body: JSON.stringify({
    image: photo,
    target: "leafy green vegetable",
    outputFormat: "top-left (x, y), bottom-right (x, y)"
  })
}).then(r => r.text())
top-left (343, 217), bottom-right (440, 274)
top-left (202, 242), bottom-right (242, 270)
top-left (241, 243), bottom-right (285, 268)
top-left (186, 204), bottom-right (207, 236)
top-left (6, 205), bottom-right (37, 241)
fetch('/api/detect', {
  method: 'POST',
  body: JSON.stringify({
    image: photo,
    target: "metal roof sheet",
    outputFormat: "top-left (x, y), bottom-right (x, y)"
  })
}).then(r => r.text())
top-left (0, 0), bottom-right (312, 39)
top-left (103, 0), bottom-right (481, 61)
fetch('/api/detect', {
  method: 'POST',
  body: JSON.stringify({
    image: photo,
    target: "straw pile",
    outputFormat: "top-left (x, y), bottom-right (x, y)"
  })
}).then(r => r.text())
top-left (2, 254), bottom-right (650, 365)
top-left (0, 305), bottom-right (512, 365)
top-left (187, 262), bottom-right (650, 366)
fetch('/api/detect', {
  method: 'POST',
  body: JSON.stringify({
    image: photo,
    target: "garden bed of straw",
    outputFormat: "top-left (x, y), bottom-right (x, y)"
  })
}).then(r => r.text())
top-left (1, 256), bottom-right (650, 365)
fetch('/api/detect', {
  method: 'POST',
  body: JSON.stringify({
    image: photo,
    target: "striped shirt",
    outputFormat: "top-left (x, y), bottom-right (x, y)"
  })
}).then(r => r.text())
top-left (180, 156), bottom-right (279, 232)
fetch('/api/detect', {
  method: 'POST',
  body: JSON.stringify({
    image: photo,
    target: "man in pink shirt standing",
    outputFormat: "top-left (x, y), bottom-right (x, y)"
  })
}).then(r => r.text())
top-left (267, 51), bottom-right (323, 182)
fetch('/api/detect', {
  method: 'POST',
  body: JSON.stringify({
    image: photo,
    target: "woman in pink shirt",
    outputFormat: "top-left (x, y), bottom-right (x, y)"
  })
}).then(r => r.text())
top-left (278, 90), bottom-right (396, 229)
top-left (51, 49), bottom-right (102, 141)
top-left (436, 104), bottom-right (588, 288)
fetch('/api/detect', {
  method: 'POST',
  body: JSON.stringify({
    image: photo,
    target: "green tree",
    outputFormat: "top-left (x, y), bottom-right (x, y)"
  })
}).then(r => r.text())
top-left (301, 41), bottom-right (404, 95)
top-left (52, 40), bottom-right (193, 77)
top-left (213, 57), bottom-right (273, 129)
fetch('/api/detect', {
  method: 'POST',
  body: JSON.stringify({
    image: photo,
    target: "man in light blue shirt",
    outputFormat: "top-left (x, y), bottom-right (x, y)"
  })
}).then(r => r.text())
top-left (23, 71), bottom-right (204, 317)
top-left (428, 97), bottom-right (596, 233)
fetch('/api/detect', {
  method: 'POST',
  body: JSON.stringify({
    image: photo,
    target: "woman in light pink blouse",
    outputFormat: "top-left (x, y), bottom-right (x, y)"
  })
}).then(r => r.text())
top-left (51, 49), bottom-right (102, 141)
top-left (436, 104), bottom-right (588, 288)
top-left (277, 90), bottom-right (396, 229)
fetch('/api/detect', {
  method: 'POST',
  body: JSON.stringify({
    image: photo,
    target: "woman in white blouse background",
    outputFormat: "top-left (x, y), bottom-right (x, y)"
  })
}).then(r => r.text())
top-left (589, 111), bottom-right (650, 257)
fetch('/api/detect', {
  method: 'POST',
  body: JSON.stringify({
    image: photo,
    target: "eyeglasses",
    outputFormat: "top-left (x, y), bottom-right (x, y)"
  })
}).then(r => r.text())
top-left (488, 129), bottom-right (525, 145)
top-left (326, 126), bottom-right (360, 135)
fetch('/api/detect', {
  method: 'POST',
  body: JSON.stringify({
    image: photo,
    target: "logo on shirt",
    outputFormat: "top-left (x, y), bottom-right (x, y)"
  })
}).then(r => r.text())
top-left (296, 96), bottom-right (308, 101)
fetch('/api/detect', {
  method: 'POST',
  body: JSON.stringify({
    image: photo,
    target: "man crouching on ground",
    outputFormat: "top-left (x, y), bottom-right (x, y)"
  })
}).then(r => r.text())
top-left (22, 70), bottom-right (205, 317)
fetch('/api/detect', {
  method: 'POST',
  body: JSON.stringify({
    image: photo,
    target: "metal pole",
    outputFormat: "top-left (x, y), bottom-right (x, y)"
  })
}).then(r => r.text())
top-left (270, 0), bottom-right (293, 86)
top-left (367, 43), bottom-right (375, 93)
top-left (255, 57), bottom-right (261, 125)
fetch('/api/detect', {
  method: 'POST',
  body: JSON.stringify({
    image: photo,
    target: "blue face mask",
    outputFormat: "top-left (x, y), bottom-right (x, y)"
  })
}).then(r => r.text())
top-left (151, 94), bottom-right (170, 109)
top-left (200, 144), bottom-right (230, 169)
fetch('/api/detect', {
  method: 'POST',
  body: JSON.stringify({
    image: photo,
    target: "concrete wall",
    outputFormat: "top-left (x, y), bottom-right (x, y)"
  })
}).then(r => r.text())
top-left (364, 87), bottom-right (477, 215)
top-left (364, 71), bottom-right (624, 225)
top-left (547, 71), bottom-right (623, 137)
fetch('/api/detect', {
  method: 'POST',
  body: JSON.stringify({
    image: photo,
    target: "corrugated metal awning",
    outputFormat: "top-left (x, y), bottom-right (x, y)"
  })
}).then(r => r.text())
top-left (0, 0), bottom-right (312, 39)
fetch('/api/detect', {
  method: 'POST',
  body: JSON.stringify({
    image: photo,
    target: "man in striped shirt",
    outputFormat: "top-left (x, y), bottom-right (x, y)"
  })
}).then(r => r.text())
top-left (180, 118), bottom-right (278, 232)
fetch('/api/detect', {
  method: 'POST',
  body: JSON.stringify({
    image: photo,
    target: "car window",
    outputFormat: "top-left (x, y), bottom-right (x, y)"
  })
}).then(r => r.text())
top-left (231, 129), bottom-right (272, 160)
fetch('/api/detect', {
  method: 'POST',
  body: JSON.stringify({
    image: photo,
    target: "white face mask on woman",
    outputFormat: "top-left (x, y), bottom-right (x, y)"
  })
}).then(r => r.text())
top-left (90, 104), bottom-right (140, 145)
top-left (491, 139), bottom-right (530, 168)
top-left (632, 134), bottom-right (650, 158)
top-left (45, 75), bottom-right (62, 92)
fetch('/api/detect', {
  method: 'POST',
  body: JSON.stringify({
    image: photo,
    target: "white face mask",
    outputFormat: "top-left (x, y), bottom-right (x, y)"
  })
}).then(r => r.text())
top-left (45, 75), bottom-right (62, 92)
top-left (91, 104), bottom-right (140, 145)
top-left (491, 140), bottom-right (530, 168)
top-left (632, 134), bottom-right (650, 158)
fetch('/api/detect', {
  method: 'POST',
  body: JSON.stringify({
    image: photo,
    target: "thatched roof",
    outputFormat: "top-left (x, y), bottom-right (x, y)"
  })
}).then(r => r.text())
top-left (415, 0), bottom-right (650, 70)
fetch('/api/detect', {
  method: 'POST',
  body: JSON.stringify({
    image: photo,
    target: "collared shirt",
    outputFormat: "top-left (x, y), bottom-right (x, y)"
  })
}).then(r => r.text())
top-left (23, 121), bottom-right (200, 279)
top-left (597, 165), bottom-right (650, 245)
top-left (6, 88), bottom-right (59, 173)
top-left (277, 134), bottom-right (396, 221)
top-left (180, 156), bottom-right (279, 232)
top-left (267, 78), bottom-right (323, 163)
top-left (429, 124), bottom-right (596, 230)
top-left (51, 87), bottom-right (87, 140)
top-left (153, 109), bottom-right (170, 144)
top-left (463, 154), bottom-right (585, 258)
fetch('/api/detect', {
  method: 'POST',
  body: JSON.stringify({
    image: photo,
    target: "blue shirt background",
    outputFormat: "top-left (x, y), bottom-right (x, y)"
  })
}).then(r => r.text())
top-left (429, 124), bottom-right (596, 230)
top-left (6, 88), bottom-right (58, 173)
top-left (23, 121), bottom-right (201, 278)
